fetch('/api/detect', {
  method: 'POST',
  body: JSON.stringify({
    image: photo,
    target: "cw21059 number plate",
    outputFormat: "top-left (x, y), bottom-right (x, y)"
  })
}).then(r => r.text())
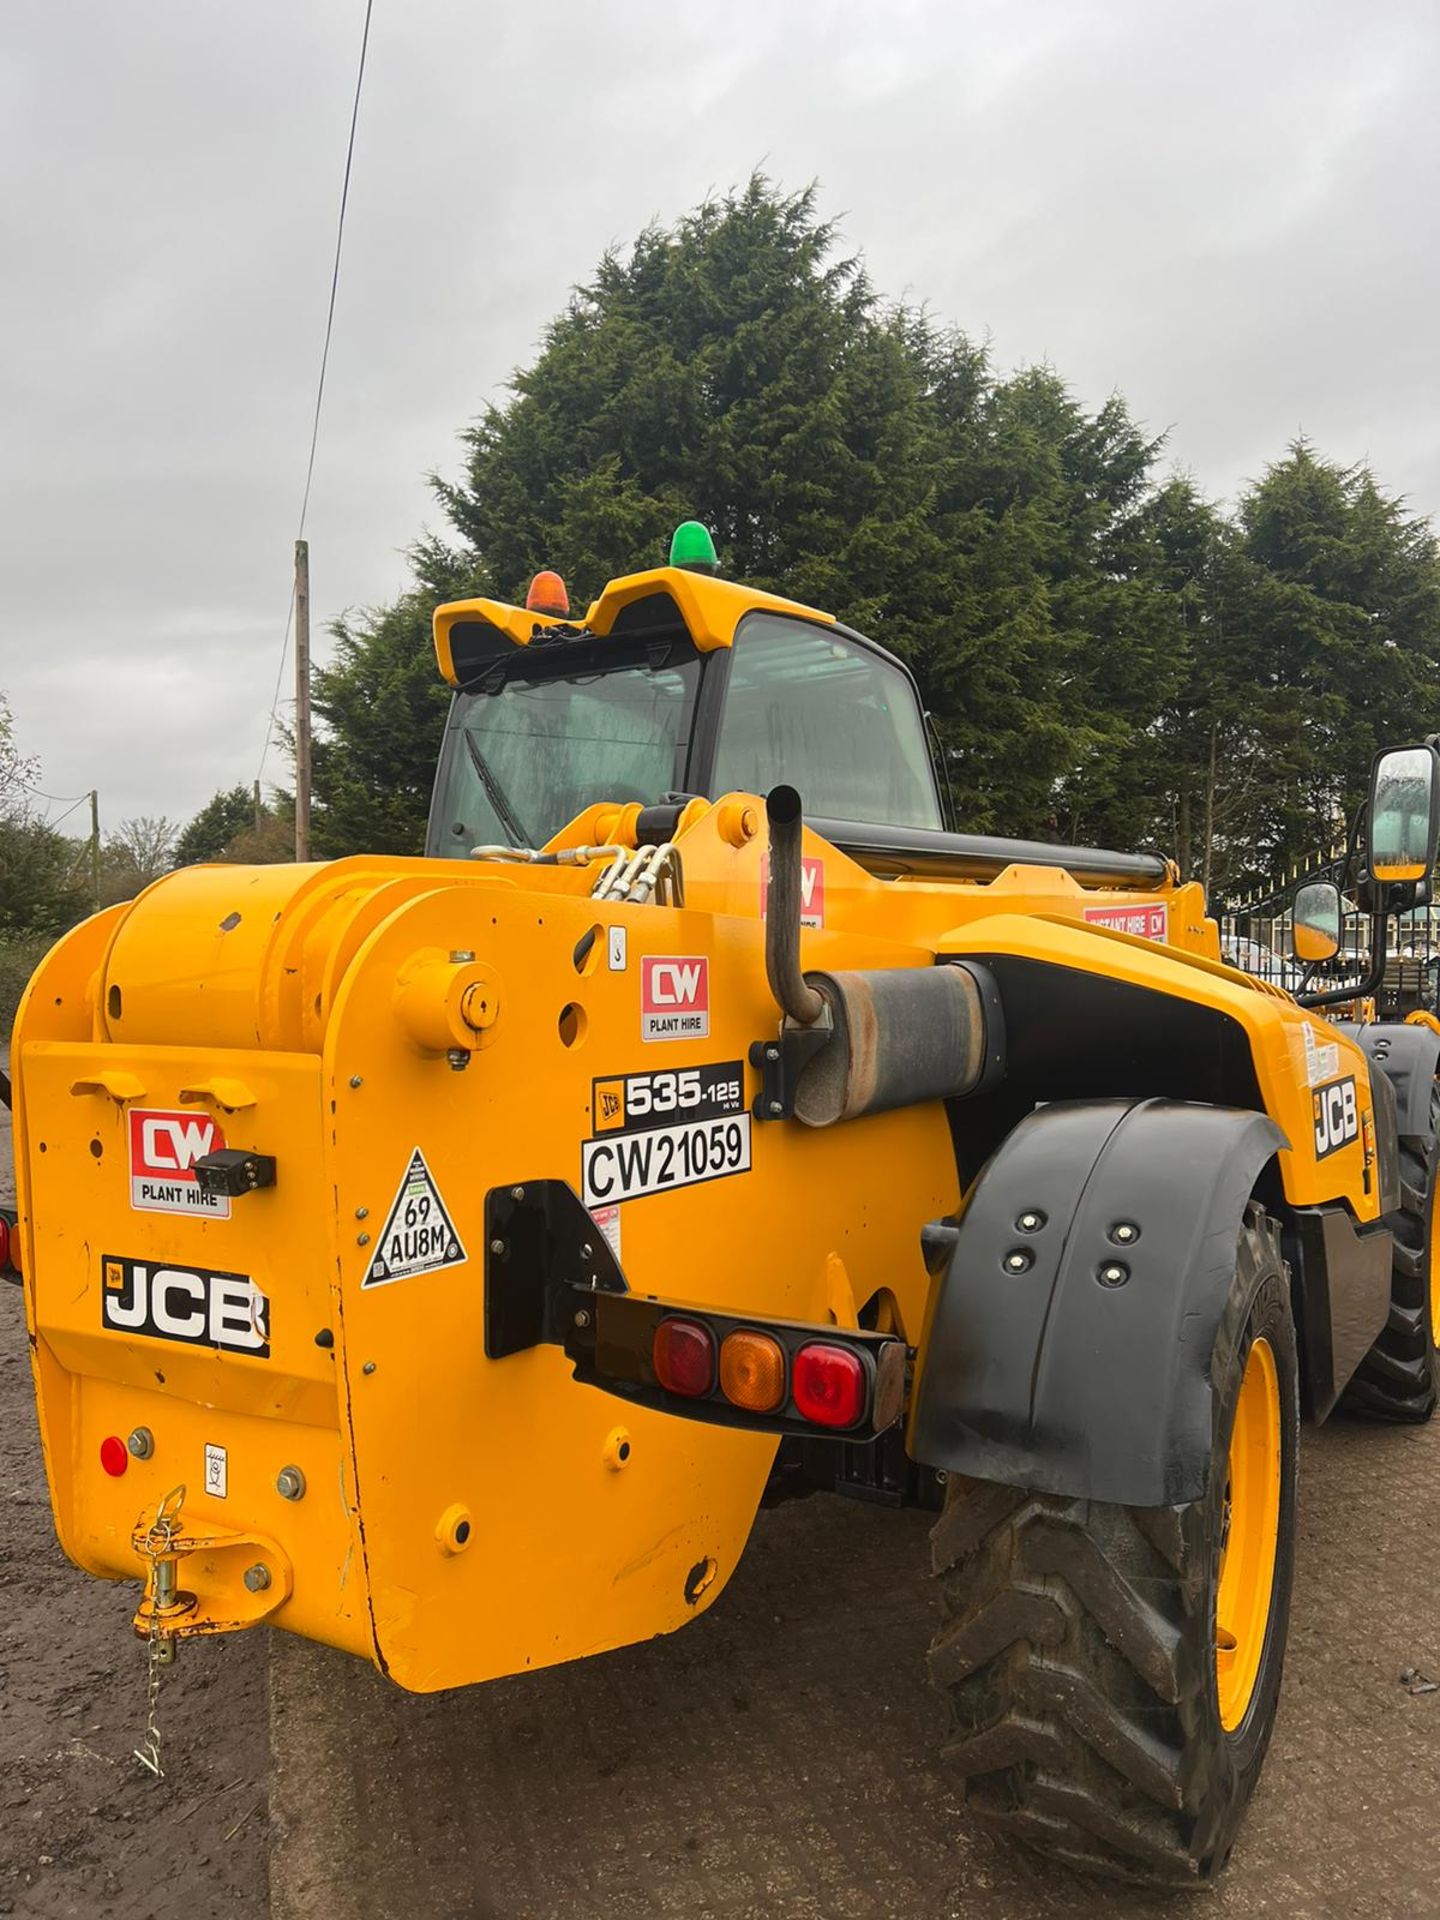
top-left (582, 1117), bottom-right (751, 1206)
top-left (583, 1061), bottom-right (751, 1206)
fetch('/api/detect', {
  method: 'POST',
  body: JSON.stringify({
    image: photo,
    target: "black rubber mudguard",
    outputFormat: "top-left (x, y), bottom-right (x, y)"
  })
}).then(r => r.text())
top-left (909, 1098), bottom-right (1286, 1507)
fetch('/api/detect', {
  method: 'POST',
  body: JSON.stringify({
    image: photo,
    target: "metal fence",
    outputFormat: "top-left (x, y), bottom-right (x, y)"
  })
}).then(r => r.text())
top-left (1218, 871), bottom-right (1440, 1014)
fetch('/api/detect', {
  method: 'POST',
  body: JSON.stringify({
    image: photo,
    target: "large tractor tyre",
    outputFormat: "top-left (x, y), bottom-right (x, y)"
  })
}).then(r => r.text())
top-left (1340, 1081), bottom-right (1440, 1422)
top-left (927, 1204), bottom-right (1298, 1886)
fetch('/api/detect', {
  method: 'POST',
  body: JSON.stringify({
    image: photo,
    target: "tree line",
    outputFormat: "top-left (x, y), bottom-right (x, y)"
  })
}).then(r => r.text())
top-left (4, 175), bottom-right (1437, 962)
top-left (307, 177), bottom-right (1440, 897)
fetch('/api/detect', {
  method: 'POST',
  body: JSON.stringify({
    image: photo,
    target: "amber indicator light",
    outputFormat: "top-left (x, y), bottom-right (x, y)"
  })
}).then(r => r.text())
top-left (719, 1329), bottom-right (786, 1413)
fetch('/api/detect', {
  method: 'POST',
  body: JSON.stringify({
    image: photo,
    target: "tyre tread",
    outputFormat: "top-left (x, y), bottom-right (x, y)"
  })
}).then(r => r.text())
top-left (928, 1205), bottom-right (1295, 1887)
top-left (1340, 1078), bottom-right (1440, 1422)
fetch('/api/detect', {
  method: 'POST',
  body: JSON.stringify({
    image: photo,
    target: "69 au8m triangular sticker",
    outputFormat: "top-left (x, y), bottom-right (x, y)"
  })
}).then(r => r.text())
top-left (362, 1148), bottom-right (466, 1288)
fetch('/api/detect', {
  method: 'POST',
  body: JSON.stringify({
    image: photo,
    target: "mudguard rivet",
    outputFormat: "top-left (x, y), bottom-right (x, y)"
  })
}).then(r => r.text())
top-left (355, 1206), bottom-right (369, 1220)
top-left (127, 1427), bottom-right (154, 1460)
top-left (490, 1238), bottom-right (505, 1255)
top-left (769, 1101), bottom-right (784, 1116)
top-left (574, 1308), bottom-right (592, 1329)
top-left (511, 1186), bottom-right (525, 1201)
top-left (1016, 1210), bottom-right (1046, 1233)
top-left (243, 1563), bottom-right (272, 1593)
top-left (349, 1075), bottom-right (363, 1089)
top-left (1110, 1222), bottom-right (1140, 1244)
top-left (765, 1048), bottom-right (780, 1062)
top-left (276, 1466), bottom-right (306, 1501)
top-left (1098, 1262), bottom-right (1130, 1288)
top-left (357, 1232), bottom-right (370, 1246)
top-left (362, 1361), bottom-right (377, 1375)
top-left (1003, 1249), bottom-right (1033, 1274)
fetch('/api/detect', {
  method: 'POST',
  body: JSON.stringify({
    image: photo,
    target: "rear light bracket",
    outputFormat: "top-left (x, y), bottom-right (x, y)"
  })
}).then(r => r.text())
top-left (483, 1179), bottom-right (908, 1440)
top-left (484, 1179), bottom-right (628, 1360)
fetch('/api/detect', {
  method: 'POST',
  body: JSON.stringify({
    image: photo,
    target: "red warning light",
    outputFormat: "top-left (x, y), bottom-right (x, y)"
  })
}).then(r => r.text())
top-left (792, 1343), bottom-right (866, 1429)
top-left (525, 570), bottom-right (569, 616)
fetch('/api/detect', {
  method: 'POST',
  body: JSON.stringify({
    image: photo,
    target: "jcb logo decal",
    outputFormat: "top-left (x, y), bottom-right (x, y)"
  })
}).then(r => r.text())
top-left (641, 956), bottom-right (710, 1042)
top-left (1313, 1076), bottom-right (1359, 1161)
top-left (594, 1079), bottom-right (627, 1132)
top-left (101, 1255), bottom-right (270, 1357)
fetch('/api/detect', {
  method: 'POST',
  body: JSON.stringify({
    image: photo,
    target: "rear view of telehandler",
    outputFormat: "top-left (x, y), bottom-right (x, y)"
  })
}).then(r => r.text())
top-left (9, 525), bottom-right (1440, 1886)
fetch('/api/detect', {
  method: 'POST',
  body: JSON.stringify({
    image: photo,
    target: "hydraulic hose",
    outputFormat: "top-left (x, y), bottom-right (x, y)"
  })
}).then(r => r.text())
top-left (765, 787), bottom-right (826, 1027)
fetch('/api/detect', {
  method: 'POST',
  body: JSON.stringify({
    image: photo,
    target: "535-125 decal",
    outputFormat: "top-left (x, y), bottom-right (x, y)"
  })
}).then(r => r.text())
top-left (582, 1062), bottom-right (751, 1206)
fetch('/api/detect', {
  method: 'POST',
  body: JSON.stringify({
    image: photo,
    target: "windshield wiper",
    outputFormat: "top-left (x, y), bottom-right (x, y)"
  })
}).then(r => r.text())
top-left (463, 730), bottom-right (531, 847)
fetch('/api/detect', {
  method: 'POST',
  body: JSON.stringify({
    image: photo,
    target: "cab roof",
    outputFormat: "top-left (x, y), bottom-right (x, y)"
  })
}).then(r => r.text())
top-left (432, 565), bottom-right (835, 691)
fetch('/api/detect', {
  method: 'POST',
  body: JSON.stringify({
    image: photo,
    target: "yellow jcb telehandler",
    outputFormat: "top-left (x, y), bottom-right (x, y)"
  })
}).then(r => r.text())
top-left (7, 525), bottom-right (1439, 1884)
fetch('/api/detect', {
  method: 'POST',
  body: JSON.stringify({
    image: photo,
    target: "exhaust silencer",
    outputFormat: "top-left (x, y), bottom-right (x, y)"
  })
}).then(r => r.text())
top-left (791, 965), bottom-right (995, 1126)
top-left (763, 787), bottom-right (1002, 1127)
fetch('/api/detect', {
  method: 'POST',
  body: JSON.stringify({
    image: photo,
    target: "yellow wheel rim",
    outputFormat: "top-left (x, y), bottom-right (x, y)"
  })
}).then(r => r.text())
top-left (1215, 1335), bottom-right (1281, 1734)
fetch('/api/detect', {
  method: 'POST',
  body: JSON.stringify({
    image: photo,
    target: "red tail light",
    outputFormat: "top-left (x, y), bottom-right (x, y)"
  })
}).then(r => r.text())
top-left (792, 1343), bottom-right (866, 1429)
top-left (652, 1317), bottom-right (715, 1397)
top-left (100, 1435), bottom-right (129, 1477)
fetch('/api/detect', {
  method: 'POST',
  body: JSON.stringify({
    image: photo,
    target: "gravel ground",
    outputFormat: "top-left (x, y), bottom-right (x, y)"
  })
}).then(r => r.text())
top-left (4, 1067), bottom-right (1440, 1919)
top-left (268, 1414), bottom-right (1440, 1920)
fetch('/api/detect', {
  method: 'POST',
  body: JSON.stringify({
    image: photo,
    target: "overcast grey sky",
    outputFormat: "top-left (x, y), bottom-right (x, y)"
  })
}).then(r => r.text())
top-left (3, 0), bottom-right (1438, 833)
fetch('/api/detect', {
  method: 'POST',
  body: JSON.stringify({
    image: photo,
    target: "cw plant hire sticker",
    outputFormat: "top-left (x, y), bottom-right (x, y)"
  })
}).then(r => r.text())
top-left (362, 1148), bottom-right (466, 1288)
top-left (128, 1107), bottom-right (231, 1218)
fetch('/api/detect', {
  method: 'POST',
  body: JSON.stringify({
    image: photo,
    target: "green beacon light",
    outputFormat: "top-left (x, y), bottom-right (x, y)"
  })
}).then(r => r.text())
top-left (669, 521), bottom-right (720, 574)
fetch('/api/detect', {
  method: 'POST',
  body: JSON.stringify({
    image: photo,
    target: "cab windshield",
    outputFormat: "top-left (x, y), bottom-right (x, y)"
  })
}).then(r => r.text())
top-left (427, 612), bottom-right (942, 854)
top-left (430, 642), bottom-right (700, 851)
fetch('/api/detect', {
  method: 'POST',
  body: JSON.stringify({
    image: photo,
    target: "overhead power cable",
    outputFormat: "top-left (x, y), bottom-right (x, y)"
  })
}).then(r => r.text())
top-left (20, 782), bottom-right (90, 807)
top-left (257, 0), bottom-right (375, 783)
top-left (42, 794), bottom-right (91, 833)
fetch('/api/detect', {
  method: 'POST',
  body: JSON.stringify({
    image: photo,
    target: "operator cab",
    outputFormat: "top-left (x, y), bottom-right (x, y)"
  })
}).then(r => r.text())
top-left (425, 532), bottom-right (941, 859)
top-left (425, 524), bottom-right (1170, 891)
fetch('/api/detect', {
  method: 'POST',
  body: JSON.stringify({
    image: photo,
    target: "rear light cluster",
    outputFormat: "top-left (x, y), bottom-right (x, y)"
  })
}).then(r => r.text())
top-left (653, 1316), bottom-right (870, 1430)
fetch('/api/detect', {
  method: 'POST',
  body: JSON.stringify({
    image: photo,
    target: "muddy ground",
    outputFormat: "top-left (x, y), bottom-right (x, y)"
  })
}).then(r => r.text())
top-left (3, 1065), bottom-right (1440, 1916)
top-left (0, 1085), bottom-right (269, 1919)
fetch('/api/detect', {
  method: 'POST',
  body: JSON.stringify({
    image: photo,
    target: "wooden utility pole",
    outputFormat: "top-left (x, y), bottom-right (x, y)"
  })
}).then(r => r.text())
top-left (294, 539), bottom-right (312, 862)
top-left (89, 789), bottom-right (100, 907)
top-left (253, 778), bottom-right (263, 832)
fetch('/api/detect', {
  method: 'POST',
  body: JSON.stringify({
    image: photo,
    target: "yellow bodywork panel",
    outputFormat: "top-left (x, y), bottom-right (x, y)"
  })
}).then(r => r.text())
top-left (12, 785), bottom-right (1378, 1693)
